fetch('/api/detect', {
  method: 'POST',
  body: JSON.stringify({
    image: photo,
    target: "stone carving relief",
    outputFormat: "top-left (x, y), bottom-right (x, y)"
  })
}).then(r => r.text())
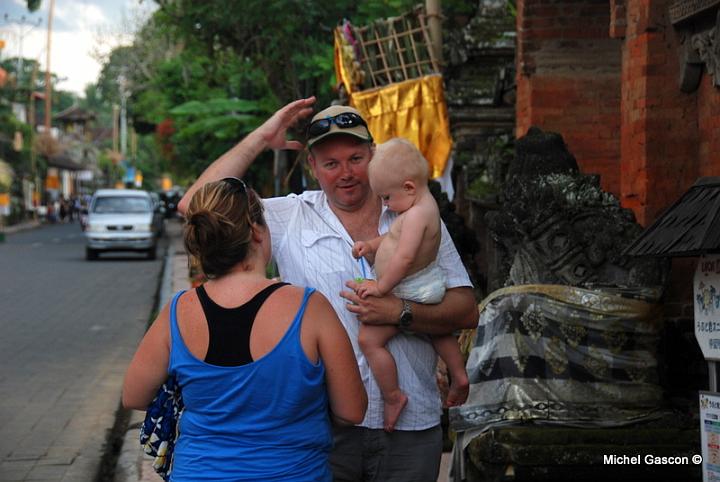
top-left (486, 127), bottom-right (668, 290)
top-left (671, 1), bottom-right (720, 91)
top-left (691, 13), bottom-right (720, 86)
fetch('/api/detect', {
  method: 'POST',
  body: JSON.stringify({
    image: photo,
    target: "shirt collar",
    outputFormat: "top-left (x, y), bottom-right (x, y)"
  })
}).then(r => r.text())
top-left (299, 189), bottom-right (395, 236)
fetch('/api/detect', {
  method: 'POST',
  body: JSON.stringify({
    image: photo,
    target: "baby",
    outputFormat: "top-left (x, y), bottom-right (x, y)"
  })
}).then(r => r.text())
top-left (352, 138), bottom-right (469, 432)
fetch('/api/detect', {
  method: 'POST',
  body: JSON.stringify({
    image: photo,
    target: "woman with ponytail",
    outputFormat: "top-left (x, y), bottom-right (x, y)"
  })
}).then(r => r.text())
top-left (122, 178), bottom-right (367, 481)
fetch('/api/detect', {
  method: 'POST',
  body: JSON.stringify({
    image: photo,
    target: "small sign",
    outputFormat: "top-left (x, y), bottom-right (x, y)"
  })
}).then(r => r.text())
top-left (0, 193), bottom-right (9, 216)
top-left (695, 255), bottom-right (720, 361)
top-left (700, 391), bottom-right (720, 481)
top-left (124, 166), bottom-right (136, 184)
top-left (76, 170), bottom-right (94, 181)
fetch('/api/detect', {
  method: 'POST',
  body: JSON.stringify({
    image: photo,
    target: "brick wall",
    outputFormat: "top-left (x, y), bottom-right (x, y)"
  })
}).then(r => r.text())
top-left (698, 74), bottom-right (720, 177)
top-left (516, 0), bottom-right (623, 196)
top-left (619, 0), bottom-right (699, 226)
top-left (516, 0), bottom-right (719, 402)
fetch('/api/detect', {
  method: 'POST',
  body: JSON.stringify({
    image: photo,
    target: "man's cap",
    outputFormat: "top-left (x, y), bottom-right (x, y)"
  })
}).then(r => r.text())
top-left (306, 105), bottom-right (373, 148)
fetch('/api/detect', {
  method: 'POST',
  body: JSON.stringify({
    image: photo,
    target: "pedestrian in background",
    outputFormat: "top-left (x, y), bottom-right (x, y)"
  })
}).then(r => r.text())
top-left (178, 99), bottom-right (478, 482)
top-left (123, 178), bottom-right (366, 481)
top-left (46, 201), bottom-right (56, 224)
top-left (58, 198), bottom-right (67, 223)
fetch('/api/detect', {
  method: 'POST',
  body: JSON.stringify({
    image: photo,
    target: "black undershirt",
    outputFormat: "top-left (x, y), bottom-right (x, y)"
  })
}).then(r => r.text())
top-left (196, 282), bottom-right (289, 367)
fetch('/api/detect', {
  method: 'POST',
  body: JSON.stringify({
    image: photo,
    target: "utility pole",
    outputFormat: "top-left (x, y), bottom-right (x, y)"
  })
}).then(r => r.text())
top-left (112, 104), bottom-right (119, 153)
top-left (130, 128), bottom-right (137, 162)
top-left (43, 0), bottom-right (55, 131)
top-left (28, 59), bottom-right (39, 218)
top-left (118, 71), bottom-right (128, 157)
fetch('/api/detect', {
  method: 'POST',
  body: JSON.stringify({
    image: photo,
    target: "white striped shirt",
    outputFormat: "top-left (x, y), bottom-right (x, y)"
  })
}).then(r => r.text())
top-left (263, 190), bottom-right (472, 430)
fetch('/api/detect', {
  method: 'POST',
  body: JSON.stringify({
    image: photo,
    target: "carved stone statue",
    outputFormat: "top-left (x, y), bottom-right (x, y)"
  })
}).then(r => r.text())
top-left (486, 126), bottom-right (668, 290)
top-left (449, 128), bottom-right (678, 481)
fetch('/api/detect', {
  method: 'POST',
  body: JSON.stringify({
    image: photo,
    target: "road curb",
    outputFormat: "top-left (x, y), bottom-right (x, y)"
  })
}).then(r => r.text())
top-left (2, 220), bottom-right (41, 235)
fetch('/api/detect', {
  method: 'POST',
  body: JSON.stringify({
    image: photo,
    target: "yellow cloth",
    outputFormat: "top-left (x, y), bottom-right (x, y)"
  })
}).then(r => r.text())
top-left (350, 75), bottom-right (452, 179)
top-left (334, 27), bottom-right (453, 179)
top-left (334, 28), bottom-right (359, 95)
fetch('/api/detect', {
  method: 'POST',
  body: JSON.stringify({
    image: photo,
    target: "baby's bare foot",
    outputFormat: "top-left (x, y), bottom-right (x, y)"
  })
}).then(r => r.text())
top-left (445, 374), bottom-right (469, 408)
top-left (383, 392), bottom-right (408, 432)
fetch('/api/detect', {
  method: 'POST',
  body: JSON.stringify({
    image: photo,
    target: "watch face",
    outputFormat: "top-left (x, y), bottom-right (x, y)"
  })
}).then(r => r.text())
top-left (400, 302), bottom-right (412, 326)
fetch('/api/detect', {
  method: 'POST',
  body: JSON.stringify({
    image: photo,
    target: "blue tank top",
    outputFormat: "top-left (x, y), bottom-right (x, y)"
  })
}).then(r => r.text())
top-left (168, 287), bottom-right (332, 482)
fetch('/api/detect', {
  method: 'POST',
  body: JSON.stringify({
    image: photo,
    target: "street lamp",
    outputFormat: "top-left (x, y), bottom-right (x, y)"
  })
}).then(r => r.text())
top-left (2, 13), bottom-right (43, 86)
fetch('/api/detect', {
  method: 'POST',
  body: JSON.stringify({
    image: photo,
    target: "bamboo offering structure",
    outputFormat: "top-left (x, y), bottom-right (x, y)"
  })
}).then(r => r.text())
top-left (334, 5), bottom-right (452, 180)
top-left (344, 6), bottom-right (440, 91)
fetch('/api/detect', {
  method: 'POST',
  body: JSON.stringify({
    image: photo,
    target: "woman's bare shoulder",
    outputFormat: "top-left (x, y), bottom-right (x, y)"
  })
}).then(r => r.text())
top-left (303, 289), bottom-right (339, 324)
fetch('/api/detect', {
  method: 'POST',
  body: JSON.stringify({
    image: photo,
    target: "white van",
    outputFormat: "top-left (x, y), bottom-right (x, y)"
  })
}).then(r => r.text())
top-left (84, 189), bottom-right (158, 260)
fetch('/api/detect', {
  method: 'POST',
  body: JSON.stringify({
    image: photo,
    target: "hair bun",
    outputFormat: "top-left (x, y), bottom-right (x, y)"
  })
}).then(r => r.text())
top-left (182, 180), bottom-right (263, 278)
top-left (185, 210), bottom-right (226, 257)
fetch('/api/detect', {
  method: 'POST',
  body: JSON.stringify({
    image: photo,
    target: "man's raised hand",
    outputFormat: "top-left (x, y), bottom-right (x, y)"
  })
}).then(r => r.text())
top-left (257, 97), bottom-right (316, 151)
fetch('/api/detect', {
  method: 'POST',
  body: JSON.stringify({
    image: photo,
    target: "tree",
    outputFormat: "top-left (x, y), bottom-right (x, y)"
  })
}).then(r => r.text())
top-left (26, 0), bottom-right (41, 12)
top-left (152, 0), bottom-right (416, 105)
top-left (92, 1), bottom-right (428, 190)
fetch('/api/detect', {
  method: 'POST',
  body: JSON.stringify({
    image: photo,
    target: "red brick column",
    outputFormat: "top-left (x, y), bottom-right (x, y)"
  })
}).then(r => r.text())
top-left (619, 0), bottom-right (698, 226)
top-left (516, 0), bottom-right (623, 196)
top-left (698, 75), bottom-right (720, 177)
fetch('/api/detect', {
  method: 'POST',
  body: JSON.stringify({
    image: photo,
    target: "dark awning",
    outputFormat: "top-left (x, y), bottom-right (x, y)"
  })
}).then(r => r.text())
top-left (53, 105), bottom-right (96, 123)
top-left (623, 177), bottom-right (720, 257)
top-left (47, 153), bottom-right (84, 171)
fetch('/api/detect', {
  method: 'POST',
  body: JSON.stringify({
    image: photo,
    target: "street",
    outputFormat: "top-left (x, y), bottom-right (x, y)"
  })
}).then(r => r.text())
top-left (0, 222), bottom-right (166, 481)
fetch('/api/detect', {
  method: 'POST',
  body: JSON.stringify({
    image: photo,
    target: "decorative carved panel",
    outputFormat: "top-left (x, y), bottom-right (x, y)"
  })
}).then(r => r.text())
top-left (671, 1), bottom-right (720, 91)
top-left (692, 14), bottom-right (720, 86)
top-left (670, 0), bottom-right (720, 25)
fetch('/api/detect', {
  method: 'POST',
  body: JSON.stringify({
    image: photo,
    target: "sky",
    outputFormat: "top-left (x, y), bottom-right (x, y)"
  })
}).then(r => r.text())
top-left (0, 0), bottom-right (156, 96)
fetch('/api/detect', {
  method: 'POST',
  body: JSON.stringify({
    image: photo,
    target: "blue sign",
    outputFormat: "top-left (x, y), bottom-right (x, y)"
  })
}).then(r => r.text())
top-left (124, 166), bottom-right (136, 184)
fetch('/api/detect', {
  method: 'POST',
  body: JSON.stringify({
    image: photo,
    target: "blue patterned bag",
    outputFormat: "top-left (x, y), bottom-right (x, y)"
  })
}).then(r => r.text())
top-left (139, 375), bottom-right (184, 481)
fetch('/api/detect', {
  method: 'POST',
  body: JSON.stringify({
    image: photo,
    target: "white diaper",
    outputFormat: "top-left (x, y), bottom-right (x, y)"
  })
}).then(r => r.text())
top-left (392, 261), bottom-right (446, 304)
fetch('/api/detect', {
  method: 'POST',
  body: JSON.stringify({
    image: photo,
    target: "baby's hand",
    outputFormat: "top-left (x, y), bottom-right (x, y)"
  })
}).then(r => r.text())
top-left (356, 280), bottom-right (381, 299)
top-left (352, 241), bottom-right (368, 259)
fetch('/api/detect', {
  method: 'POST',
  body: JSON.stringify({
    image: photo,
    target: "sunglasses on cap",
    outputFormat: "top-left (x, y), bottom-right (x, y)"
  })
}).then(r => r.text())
top-left (306, 112), bottom-right (369, 139)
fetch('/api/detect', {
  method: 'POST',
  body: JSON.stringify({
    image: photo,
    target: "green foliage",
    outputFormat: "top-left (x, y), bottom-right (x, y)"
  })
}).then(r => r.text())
top-left (0, 58), bottom-right (79, 127)
top-left (506, 0), bottom-right (517, 17)
top-left (169, 98), bottom-right (260, 116)
top-left (1, 58), bottom-right (60, 99)
top-left (26, 0), bottom-right (41, 12)
top-left (0, 110), bottom-right (32, 176)
top-left (90, 1), bottom-right (426, 190)
top-left (125, 31), bottom-right (276, 180)
top-left (152, 0), bottom-right (416, 105)
top-left (169, 98), bottom-right (266, 141)
top-left (467, 176), bottom-right (498, 200)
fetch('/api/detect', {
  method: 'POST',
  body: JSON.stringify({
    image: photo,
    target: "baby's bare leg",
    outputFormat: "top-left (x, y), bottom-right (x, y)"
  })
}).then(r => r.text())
top-left (431, 335), bottom-right (469, 407)
top-left (358, 324), bottom-right (408, 432)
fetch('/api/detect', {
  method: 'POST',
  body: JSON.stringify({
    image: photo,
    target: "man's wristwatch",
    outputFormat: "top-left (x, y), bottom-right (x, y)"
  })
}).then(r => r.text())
top-left (399, 299), bottom-right (413, 328)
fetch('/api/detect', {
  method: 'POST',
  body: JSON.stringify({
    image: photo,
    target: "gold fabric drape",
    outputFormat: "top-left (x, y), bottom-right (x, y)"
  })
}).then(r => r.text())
top-left (350, 75), bottom-right (452, 180)
top-left (334, 29), bottom-right (453, 179)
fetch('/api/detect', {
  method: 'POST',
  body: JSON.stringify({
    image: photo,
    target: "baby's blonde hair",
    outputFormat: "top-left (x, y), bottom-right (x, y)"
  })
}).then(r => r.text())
top-left (368, 138), bottom-right (429, 188)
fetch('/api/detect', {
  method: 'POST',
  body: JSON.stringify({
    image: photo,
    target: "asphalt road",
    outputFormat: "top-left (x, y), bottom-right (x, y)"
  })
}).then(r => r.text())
top-left (0, 221), bottom-right (167, 481)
